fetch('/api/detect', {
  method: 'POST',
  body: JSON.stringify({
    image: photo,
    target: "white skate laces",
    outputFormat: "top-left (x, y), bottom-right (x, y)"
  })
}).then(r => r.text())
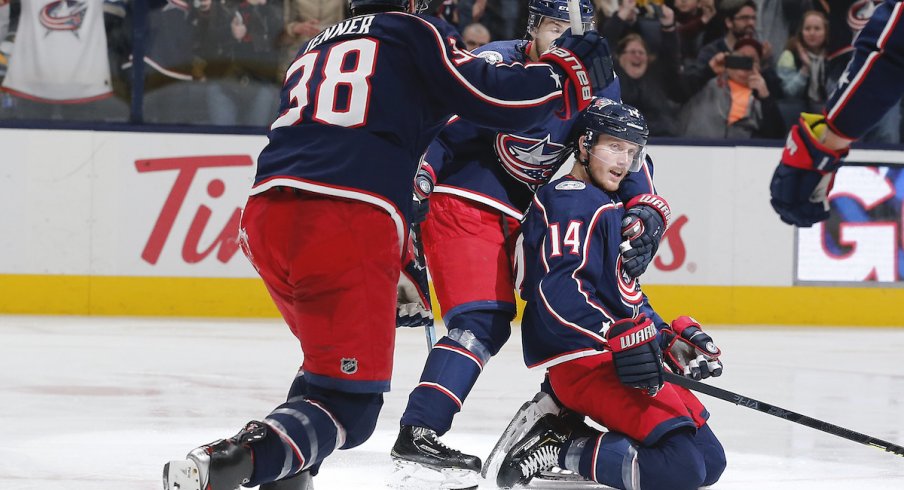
top-left (520, 444), bottom-right (560, 479)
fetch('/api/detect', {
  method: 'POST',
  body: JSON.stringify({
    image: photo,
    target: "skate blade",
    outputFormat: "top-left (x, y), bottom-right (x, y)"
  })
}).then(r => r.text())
top-left (482, 393), bottom-right (562, 479)
top-left (388, 459), bottom-right (479, 490)
top-left (536, 467), bottom-right (588, 482)
top-left (163, 459), bottom-right (202, 490)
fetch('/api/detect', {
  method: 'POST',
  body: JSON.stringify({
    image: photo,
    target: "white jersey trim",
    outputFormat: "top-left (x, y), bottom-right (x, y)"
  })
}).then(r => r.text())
top-left (434, 185), bottom-right (524, 220)
top-left (528, 349), bottom-right (605, 371)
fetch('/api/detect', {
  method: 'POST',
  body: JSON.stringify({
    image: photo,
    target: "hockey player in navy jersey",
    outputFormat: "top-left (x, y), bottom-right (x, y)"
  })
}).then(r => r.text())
top-left (390, 2), bottom-right (667, 488)
top-left (486, 99), bottom-right (727, 490)
top-left (770, 0), bottom-right (904, 227)
top-left (160, 0), bottom-right (619, 489)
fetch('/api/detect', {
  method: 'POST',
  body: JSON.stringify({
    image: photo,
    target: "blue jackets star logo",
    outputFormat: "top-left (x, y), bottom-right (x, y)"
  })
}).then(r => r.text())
top-left (495, 134), bottom-right (567, 188)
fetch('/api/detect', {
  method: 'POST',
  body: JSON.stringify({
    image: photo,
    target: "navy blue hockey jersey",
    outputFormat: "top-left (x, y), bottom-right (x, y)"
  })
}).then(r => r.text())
top-left (424, 40), bottom-right (655, 219)
top-left (519, 175), bottom-right (649, 370)
top-left (252, 12), bottom-right (571, 244)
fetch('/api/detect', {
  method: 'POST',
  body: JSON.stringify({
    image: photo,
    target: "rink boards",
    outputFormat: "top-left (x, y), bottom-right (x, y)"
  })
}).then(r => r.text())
top-left (2, 128), bottom-right (903, 325)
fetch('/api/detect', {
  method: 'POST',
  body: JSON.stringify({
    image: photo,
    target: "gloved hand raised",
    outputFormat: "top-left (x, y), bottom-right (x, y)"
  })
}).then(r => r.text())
top-left (770, 113), bottom-right (847, 227)
top-left (620, 194), bottom-right (671, 278)
top-left (540, 29), bottom-right (616, 115)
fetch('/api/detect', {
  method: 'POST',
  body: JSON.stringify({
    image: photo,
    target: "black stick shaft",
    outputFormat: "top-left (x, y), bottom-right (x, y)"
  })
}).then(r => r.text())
top-left (663, 371), bottom-right (904, 457)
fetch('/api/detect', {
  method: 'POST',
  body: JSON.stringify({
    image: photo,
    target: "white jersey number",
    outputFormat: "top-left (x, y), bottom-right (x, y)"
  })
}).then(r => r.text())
top-left (271, 38), bottom-right (378, 130)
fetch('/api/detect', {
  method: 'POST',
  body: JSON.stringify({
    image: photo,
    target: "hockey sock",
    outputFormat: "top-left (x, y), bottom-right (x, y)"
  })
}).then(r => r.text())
top-left (400, 310), bottom-right (511, 434)
top-left (248, 398), bottom-right (344, 486)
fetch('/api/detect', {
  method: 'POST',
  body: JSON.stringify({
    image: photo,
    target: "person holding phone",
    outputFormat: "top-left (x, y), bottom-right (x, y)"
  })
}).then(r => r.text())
top-left (679, 37), bottom-right (784, 139)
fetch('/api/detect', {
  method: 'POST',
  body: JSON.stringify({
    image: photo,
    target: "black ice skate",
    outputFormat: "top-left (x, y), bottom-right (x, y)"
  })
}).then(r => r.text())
top-left (496, 414), bottom-right (570, 489)
top-left (389, 425), bottom-right (481, 490)
top-left (162, 421), bottom-right (267, 490)
top-left (482, 391), bottom-right (563, 480)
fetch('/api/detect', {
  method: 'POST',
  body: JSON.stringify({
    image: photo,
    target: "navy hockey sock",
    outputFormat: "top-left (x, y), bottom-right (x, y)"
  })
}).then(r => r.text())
top-left (400, 310), bottom-right (511, 434)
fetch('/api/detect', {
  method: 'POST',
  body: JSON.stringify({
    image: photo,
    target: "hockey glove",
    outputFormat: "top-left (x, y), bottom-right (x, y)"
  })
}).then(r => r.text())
top-left (397, 224), bottom-right (434, 328)
top-left (605, 314), bottom-right (663, 396)
top-left (660, 316), bottom-right (722, 380)
top-left (541, 29), bottom-right (616, 116)
top-left (411, 162), bottom-right (435, 226)
top-left (770, 113), bottom-right (847, 227)
top-left (620, 194), bottom-right (671, 278)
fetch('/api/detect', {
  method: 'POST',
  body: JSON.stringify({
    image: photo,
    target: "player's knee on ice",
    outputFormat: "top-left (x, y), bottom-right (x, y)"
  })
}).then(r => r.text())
top-left (637, 430), bottom-right (708, 490)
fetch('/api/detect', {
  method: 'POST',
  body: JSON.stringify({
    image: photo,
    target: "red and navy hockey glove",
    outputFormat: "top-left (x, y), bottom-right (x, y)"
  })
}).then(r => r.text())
top-left (397, 224), bottom-right (434, 328)
top-left (770, 113), bottom-right (848, 227)
top-left (541, 29), bottom-right (616, 117)
top-left (605, 314), bottom-right (663, 396)
top-left (660, 316), bottom-right (722, 380)
top-left (620, 194), bottom-right (671, 278)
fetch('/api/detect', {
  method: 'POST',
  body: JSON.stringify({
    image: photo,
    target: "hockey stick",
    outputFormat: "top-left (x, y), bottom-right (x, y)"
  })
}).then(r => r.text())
top-left (567, 0), bottom-right (584, 35)
top-left (663, 371), bottom-right (904, 457)
top-left (410, 221), bottom-right (437, 350)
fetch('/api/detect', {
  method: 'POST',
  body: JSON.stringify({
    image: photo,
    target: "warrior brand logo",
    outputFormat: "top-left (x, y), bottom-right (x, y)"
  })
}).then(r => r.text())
top-left (619, 323), bottom-right (657, 350)
top-left (340, 358), bottom-right (359, 375)
top-left (495, 133), bottom-right (567, 188)
top-left (39, 0), bottom-right (88, 34)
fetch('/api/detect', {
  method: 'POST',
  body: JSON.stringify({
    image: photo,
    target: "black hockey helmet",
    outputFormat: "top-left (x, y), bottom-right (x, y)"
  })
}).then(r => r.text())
top-left (527, 0), bottom-right (595, 36)
top-left (579, 98), bottom-right (648, 172)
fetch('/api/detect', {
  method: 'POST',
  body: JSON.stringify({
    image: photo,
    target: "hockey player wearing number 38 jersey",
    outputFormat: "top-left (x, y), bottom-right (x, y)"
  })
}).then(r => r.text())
top-left (486, 99), bottom-right (727, 490)
top-left (161, 0), bottom-right (619, 489)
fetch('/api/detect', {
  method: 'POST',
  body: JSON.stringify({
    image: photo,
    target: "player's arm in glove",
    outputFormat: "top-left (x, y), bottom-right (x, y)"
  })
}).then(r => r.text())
top-left (660, 316), bottom-right (722, 380)
top-left (770, 113), bottom-right (849, 227)
top-left (620, 193), bottom-right (671, 278)
top-left (605, 314), bottom-right (663, 396)
top-left (540, 29), bottom-right (617, 117)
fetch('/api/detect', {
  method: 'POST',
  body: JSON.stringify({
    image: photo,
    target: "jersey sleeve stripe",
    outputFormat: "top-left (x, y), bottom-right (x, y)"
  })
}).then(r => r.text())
top-left (402, 13), bottom-right (562, 108)
top-left (538, 279), bottom-right (607, 344)
top-left (251, 176), bottom-right (406, 254)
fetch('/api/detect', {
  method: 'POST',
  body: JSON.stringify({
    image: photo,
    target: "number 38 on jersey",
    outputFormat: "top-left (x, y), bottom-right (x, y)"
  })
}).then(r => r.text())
top-left (272, 38), bottom-right (379, 130)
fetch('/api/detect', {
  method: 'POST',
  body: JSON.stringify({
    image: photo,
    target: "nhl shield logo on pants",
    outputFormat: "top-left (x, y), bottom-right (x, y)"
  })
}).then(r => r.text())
top-left (341, 358), bottom-right (358, 375)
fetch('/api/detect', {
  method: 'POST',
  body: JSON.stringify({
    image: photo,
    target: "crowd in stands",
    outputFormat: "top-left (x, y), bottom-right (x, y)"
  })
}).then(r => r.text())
top-left (0, 0), bottom-right (900, 143)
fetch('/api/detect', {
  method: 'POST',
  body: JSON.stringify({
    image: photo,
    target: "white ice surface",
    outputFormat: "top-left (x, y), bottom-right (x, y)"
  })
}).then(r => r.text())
top-left (2, 316), bottom-right (903, 489)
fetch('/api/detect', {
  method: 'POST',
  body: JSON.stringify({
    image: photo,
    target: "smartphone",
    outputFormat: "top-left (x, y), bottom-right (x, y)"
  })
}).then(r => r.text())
top-left (725, 55), bottom-right (754, 70)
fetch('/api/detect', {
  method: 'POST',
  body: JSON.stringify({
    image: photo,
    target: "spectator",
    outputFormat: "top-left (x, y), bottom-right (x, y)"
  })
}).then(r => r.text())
top-left (695, 0), bottom-right (759, 66)
top-left (756, 0), bottom-right (807, 69)
top-left (616, 4), bottom-right (714, 136)
top-left (484, 0), bottom-right (516, 39)
top-left (600, 0), bottom-right (666, 54)
top-left (679, 38), bottom-right (784, 139)
top-left (136, 0), bottom-right (208, 124)
top-left (776, 10), bottom-right (828, 120)
top-left (278, 0), bottom-right (345, 75)
top-left (455, 0), bottom-right (486, 35)
top-left (197, 0), bottom-right (283, 126)
top-left (672, 0), bottom-right (717, 63)
top-left (1, 0), bottom-right (128, 122)
top-left (461, 21), bottom-right (490, 50)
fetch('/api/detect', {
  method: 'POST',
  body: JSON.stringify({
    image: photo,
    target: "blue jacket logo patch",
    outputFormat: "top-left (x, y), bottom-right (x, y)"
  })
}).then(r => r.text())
top-left (495, 133), bottom-right (567, 189)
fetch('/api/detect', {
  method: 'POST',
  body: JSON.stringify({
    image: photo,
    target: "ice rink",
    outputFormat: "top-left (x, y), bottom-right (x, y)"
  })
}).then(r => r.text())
top-left (3, 315), bottom-right (904, 489)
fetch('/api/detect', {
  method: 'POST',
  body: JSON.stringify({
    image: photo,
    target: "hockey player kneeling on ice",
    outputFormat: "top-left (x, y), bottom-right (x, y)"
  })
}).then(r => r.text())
top-left (487, 99), bottom-right (727, 490)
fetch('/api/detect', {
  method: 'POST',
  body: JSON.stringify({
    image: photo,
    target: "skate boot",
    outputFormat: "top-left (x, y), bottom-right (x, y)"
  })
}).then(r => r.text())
top-left (482, 391), bottom-right (563, 480)
top-left (163, 421), bottom-right (267, 490)
top-left (496, 414), bottom-right (570, 489)
top-left (389, 425), bottom-right (481, 490)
